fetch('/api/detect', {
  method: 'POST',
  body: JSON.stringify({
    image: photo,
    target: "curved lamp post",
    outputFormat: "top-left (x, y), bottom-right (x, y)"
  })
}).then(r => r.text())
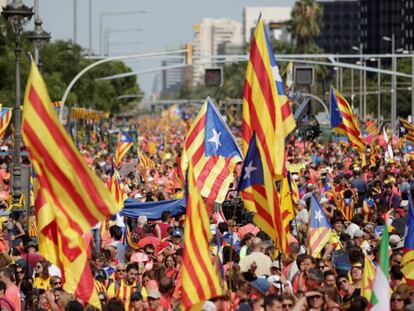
top-left (1, 0), bottom-right (33, 209)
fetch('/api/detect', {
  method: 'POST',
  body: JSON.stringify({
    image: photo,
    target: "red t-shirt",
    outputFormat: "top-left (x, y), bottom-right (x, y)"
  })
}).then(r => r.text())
top-left (5, 284), bottom-right (21, 311)
top-left (157, 223), bottom-right (170, 239)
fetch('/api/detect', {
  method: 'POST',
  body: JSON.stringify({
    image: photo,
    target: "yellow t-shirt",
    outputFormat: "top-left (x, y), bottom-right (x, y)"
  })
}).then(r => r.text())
top-left (33, 276), bottom-right (50, 290)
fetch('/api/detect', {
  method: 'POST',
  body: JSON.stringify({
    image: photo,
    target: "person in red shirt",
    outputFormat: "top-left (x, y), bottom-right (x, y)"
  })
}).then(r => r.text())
top-left (158, 277), bottom-right (174, 310)
top-left (157, 211), bottom-right (172, 239)
top-left (21, 241), bottom-right (42, 277)
top-left (0, 267), bottom-right (21, 311)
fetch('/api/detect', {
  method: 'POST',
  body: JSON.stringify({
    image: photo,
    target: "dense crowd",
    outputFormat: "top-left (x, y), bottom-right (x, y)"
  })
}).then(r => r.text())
top-left (0, 112), bottom-right (412, 311)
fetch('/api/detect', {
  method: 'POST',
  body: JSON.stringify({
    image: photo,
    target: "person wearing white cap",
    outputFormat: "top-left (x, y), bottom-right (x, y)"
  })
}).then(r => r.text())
top-left (354, 229), bottom-right (371, 255)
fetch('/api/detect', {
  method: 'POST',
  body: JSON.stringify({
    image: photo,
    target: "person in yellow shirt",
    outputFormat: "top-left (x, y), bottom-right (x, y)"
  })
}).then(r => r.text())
top-left (33, 261), bottom-right (50, 290)
top-left (107, 263), bottom-right (141, 310)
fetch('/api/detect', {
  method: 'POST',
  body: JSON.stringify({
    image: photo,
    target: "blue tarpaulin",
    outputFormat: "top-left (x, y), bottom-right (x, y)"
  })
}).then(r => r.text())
top-left (120, 198), bottom-right (186, 220)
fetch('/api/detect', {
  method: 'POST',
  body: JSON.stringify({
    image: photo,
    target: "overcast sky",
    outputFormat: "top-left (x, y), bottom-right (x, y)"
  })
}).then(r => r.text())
top-left (24, 0), bottom-right (295, 98)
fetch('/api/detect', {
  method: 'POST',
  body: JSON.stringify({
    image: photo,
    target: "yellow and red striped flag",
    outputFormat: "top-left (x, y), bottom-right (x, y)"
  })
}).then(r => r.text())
top-left (181, 98), bottom-right (242, 204)
top-left (279, 176), bottom-right (295, 254)
top-left (114, 130), bottom-right (133, 166)
top-left (0, 108), bottom-right (12, 140)
top-left (362, 255), bottom-right (376, 303)
top-left (182, 163), bottom-right (225, 309)
top-left (22, 62), bottom-right (120, 308)
top-left (137, 150), bottom-right (155, 170)
top-left (330, 87), bottom-right (365, 153)
top-left (238, 133), bottom-right (284, 254)
top-left (308, 195), bottom-right (332, 257)
top-left (399, 118), bottom-right (414, 144)
top-left (242, 16), bottom-right (295, 178)
top-left (107, 160), bottom-right (128, 209)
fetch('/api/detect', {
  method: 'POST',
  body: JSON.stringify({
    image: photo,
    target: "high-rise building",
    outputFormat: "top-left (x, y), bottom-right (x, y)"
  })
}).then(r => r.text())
top-left (0, 0), bottom-right (9, 12)
top-left (317, 0), bottom-right (414, 55)
top-left (360, 0), bottom-right (414, 54)
top-left (161, 58), bottom-right (184, 93)
top-left (160, 46), bottom-right (193, 97)
top-left (316, 0), bottom-right (361, 54)
top-left (192, 18), bottom-right (243, 86)
top-left (243, 6), bottom-right (292, 44)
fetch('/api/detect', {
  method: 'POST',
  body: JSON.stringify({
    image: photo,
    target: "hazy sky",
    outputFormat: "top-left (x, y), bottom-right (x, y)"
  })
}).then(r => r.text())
top-left (24, 0), bottom-right (295, 98)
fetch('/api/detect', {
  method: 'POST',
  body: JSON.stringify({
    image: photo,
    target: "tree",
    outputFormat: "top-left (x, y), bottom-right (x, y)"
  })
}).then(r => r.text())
top-left (289, 0), bottom-right (323, 53)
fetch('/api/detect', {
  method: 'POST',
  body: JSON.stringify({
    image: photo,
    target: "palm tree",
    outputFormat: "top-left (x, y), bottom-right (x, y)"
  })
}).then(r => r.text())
top-left (289, 0), bottom-right (323, 53)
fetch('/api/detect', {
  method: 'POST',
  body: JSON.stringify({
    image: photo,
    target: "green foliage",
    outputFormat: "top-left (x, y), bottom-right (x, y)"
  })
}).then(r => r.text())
top-left (0, 18), bottom-right (141, 113)
top-left (289, 0), bottom-right (323, 53)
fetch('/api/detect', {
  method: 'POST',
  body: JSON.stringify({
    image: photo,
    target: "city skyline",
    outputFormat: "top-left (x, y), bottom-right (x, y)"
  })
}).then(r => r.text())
top-left (19, 0), bottom-right (294, 99)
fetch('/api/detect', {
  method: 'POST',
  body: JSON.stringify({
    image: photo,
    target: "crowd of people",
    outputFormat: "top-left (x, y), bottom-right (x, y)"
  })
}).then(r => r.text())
top-left (0, 110), bottom-right (412, 311)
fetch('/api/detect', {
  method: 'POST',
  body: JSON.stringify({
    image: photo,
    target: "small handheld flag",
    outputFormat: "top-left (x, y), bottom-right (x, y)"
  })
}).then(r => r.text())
top-left (330, 87), bottom-right (365, 152)
top-left (308, 194), bottom-right (332, 257)
top-left (114, 130), bottom-right (133, 166)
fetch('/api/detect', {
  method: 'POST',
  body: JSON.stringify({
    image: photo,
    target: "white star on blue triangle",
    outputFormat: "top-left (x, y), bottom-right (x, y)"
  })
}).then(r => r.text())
top-left (204, 98), bottom-right (242, 159)
top-left (309, 195), bottom-right (332, 229)
top-left (238, 133), bottom-right (264, 191)
top-left (119, 130), bottom-right (133, 143)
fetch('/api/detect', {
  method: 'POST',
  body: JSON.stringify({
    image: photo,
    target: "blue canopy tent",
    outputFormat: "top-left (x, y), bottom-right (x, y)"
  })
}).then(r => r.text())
top-left (120, 198), bottom-right (186, 220)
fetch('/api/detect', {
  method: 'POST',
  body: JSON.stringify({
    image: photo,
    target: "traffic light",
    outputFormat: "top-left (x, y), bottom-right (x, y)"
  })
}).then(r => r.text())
top-left (204, 68), bottom-right (222, 87)
top-left (294, 66), bottom-right (314, 86)
top-left (185, 44), bottom-right (192, 65)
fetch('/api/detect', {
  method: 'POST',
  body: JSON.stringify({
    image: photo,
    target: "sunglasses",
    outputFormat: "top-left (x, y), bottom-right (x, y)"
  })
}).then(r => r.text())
top-left (16, 271), bottom-right (24, 274)
top-left (391, 298), bottom-right (403, 302)
top-left (53, 282), bottom-right (62, 286)
top-left (35, 266), bottom-right (42, 269)
top-left (283, 303), bottom-right (293, 308)
top-left (146, 252), bottom-right (154, 255)
top-left (116, 269), bottom-right (126, 272)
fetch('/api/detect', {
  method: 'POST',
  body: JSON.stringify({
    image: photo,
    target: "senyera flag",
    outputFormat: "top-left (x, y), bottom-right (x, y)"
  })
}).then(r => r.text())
top-left (182, 162), bottom-right (225, 309)
top-left (22, 62), bottom-right (119, 308)
top-left (242, 15), bottom-right (295, 177)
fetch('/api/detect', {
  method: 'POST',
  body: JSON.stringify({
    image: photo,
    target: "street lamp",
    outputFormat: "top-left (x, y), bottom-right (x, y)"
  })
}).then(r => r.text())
top-left (103, 28), bottom-right (143, 56)
top-left (106, 41), bottom-right (141, 55)
top-left (352, 44), bottom-right (363, 120)
top-left (26, 16), bottom-right (51, 66)
top-left (1, 0), bottom-right (33, 209)
top-left (383, 35), bottom-right (396, 134)
top-left (99, 10), bottom-right (149, 56)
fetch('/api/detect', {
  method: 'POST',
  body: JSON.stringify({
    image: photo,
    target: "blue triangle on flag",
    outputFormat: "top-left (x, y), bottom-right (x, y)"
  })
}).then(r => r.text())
top-left (309, 195), bottom-right (332, 229)
top-left (204, 98), bottom-right (242, 158)
top-left (238, 132), bottom-right (264, 191)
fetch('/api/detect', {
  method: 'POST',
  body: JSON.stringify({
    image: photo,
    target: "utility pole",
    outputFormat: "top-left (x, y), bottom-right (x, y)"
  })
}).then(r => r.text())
top-left (73, 0), bottom-right (77, 44)
top-left (351, 68), bottom-right (354, 109)
top-left (89, 0), bottom-right (92, 55)
top-left (363, 59), bottom-right (367, 121)
top-left (391, 34), bottom-right (396, 135)
top-left (378, 58), bottom-right (381, 121)
top-left (359, 43), bottom-right (363, 119)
